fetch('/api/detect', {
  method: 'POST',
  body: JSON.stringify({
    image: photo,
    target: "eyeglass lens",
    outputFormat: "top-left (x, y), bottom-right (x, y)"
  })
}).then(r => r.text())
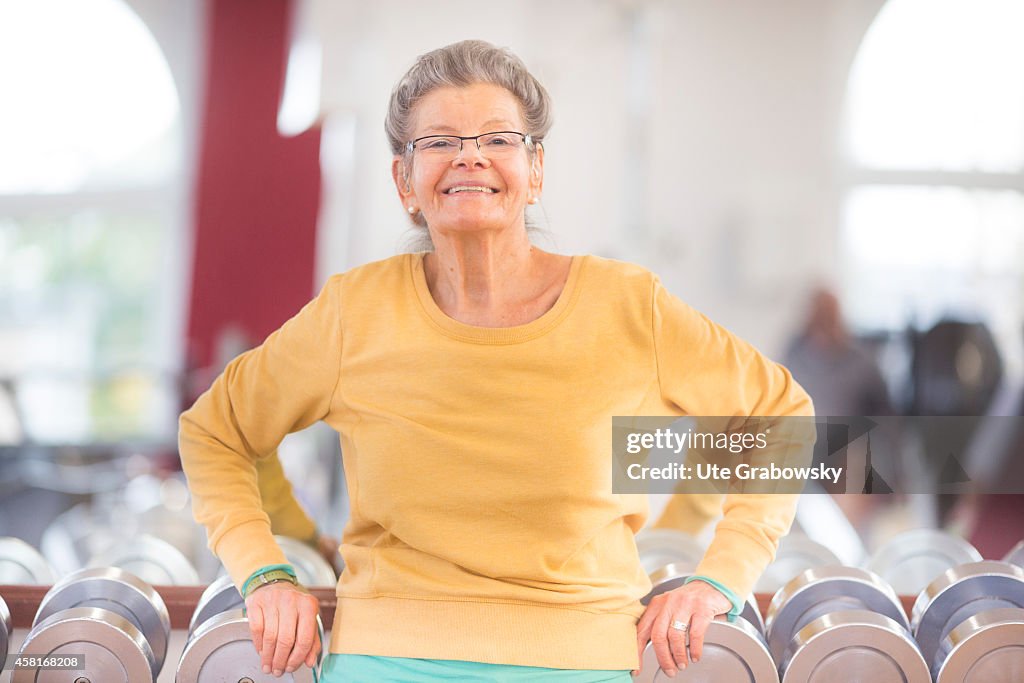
top-left (415, 132), bottom-right (525, 160)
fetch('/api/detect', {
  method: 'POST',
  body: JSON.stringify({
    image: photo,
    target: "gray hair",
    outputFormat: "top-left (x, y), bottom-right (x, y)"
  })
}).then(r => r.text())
top-left (385, 40), bottom-right (554, 240)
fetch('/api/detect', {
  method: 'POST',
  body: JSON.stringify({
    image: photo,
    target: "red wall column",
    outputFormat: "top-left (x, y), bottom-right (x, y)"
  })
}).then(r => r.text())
top-left (187, 0), bottom-right (321, 373)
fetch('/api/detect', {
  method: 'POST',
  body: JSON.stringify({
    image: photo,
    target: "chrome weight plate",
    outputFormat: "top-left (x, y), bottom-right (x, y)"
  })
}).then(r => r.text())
top-left (1003, 540), bottom-right (1024, 569)
top-left (635, 529), bottom-right (706, 576)
top-left (934, 607), bottom-right (1024, 682)
top-left (645, 563), bottom-right (765, 635)
top-left (12, 606), bottom-right (155, 683)
top-left (0, 593), bottom-right (10, 668)
top-left (636, 617), bottom-right (778, 682)
top-left (276, 535), bottom-right (338, 587)
top-left (177, 608), bottom-right (322, 682)
top-left (34, 566), bottom-right (170, 678)
top-left (912, 560), bottom-right (1024, 673)
top-left (766, 565), bottom-right (907, 664)
top-left (89, 533), bottom-right (200, 585)
top-left (867, 529), bottom-right (982, 596)
top-left (189, 574), bottom-right (245, 637)
top-left (754, 535), bottom-right (841, 595)
top-left (779, 610), bottom-right (929, 683)
top-left (0, 536), bottom-right (57, 584)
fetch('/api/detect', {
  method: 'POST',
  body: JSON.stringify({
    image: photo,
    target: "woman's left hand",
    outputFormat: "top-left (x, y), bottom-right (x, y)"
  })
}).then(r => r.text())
top-left (634, 580), bottom-right (733, 677)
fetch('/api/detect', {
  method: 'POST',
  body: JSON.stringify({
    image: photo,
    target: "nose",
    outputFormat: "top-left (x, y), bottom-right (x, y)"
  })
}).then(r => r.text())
top-left (453, 139), bottom-right (490, 168)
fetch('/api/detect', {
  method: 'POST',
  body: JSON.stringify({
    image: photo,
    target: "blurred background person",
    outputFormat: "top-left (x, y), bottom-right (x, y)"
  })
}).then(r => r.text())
top-left (785, 286), bottom-right (894, 418)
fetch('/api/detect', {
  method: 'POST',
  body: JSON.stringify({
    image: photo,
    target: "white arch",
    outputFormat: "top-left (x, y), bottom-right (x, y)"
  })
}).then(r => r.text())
top-left (845, 0), bottom-right (1024, 173)
top-left (840, 0), bottom-right (1024, 376)
top-left (0, 0), bottom-right (182, 194)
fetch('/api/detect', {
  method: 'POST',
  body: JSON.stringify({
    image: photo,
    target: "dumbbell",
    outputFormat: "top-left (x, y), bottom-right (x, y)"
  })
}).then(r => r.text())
top-left (1004, 539), bottom-right (1024, 569)
top-left (636, 617), bottom-right (777, 682)
top-left (635, 529), bottom-right (706, 576)
top-left (635, 565), bottom-right (776, 682)
top-left (89, 534), bottom-right (200, 585)
top-left (754, 534), bottom-right (841, 595)
top-left (0, 536), bottom-right (57, 584)
top-left (189, 574), bottom-right (245, 637)
top-left (866, 529), bottom-right (982, 595)
top-left (766, 566), bottom-right (929, 682)
top-left (13, 566), bottom-right (170, 682)
top-left (912, 560), bottom-right (1024, 682)
top-left (177, 578), bottom-right (323, 681)
top-left (1, 593), bottom-right (11, 670)
top-left (932, 607), bottom-right (1024, 682)
top-left (645, 563), bottom-right (765, 635)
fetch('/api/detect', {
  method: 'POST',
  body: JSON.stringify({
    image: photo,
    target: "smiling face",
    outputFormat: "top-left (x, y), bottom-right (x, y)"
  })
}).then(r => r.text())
top-left (393, 82), bottom-right (543, 237)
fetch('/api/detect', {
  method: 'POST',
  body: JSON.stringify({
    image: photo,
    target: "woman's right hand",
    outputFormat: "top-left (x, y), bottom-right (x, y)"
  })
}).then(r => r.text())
top-left (245, 582), bottom-right (322, 677)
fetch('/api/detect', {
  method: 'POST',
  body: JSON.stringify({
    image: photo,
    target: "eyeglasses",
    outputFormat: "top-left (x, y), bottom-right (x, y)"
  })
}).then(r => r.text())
top-left (406, 131), bottom-right (533, 161)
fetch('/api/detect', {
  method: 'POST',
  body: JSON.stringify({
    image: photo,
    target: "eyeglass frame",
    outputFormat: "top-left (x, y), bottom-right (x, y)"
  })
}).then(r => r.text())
top-left (404, 131), bottom-right (535, 158)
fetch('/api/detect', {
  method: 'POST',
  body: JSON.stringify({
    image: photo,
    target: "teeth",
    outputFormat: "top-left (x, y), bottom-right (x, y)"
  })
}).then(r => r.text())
top-left (447, 186), bottom-right (494, 194)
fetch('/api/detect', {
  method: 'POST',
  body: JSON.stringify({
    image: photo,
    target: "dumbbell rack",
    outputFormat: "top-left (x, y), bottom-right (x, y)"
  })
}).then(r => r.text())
top-left (0, 585), bottom-right (339, 683)
top-left (0, 584), bottom-right (919, 683)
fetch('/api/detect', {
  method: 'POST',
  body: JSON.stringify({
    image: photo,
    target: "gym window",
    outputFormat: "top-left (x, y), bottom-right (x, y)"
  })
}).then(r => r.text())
top-left (0, 0), bottom-right (186, 444)
top-left (840, 0), bottom-right (1024, 378)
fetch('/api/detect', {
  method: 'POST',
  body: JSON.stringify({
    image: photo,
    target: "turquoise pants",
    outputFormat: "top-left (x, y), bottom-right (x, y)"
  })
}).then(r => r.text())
top-left (321, 654), bottom-right (633, 682)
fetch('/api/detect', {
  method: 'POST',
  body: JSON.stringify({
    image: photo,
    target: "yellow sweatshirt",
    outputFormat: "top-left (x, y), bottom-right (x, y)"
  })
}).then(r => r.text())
top-left (179, 253), bottom-right (813, 670)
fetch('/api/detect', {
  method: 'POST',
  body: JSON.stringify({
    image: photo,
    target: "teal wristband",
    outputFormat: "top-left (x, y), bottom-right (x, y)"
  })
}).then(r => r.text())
top-left (683, 575), bottom-right (745, 618)
top-left (242, 563), bottom-right (297, 596)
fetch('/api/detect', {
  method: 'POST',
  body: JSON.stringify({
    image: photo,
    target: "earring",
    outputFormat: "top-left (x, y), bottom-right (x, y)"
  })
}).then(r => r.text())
top-left (528, 197), bottom-right (538, 205)
top-left (407, 206), bottom-right (417, 214)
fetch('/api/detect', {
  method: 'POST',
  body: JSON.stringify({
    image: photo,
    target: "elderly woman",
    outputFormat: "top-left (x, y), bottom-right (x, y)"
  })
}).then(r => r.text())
top-left (179, 40), bottom-right (812, 681)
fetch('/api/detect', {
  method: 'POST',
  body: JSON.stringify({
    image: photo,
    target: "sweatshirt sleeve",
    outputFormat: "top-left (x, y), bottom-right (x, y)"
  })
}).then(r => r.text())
top-left (652, 492), bottom-right (723, 536)
top-left (255, 450), bottom-right (319, 544)
top-left (179, 276), bottom-right (342, 589)
top-left (651, 277), bottom-right (814, 599)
